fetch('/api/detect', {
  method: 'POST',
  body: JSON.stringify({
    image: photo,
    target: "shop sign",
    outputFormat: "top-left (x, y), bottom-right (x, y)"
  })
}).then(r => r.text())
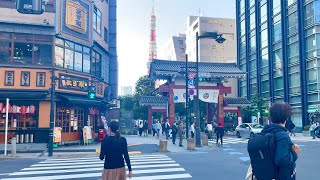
top-left (54, 127), bottom-right (62, 143)
top-left (169, 94), bottom-right (175, 118)
top-left (61, 0), bottom-right (90, 41)
top-left (59, 74), bottom-right (89, 92)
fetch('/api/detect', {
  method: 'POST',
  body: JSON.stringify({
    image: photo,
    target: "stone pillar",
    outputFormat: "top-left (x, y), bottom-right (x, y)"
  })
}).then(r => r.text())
top-left (187, 138), bottom-right (195, 150)
top-left (159, 140), bottom-right (168, 152)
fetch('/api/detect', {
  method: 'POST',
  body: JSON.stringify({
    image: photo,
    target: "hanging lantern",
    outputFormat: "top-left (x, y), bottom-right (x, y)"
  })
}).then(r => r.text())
top-left (0, 103), bottom-right (3, 112)
top-left (29, 105), bottom-right (36, 114)
top-left (21, 106), bottom-right (27, 115)
top-left (12, 105), bottom-right (18, 114)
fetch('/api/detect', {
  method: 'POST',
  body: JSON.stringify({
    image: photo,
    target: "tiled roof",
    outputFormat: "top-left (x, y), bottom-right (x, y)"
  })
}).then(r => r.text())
top-left (140, 96), bottom-right (168, 106)
top-left (150, 59), bottom-right (245, 75)
top-left (224, 97), bottom-right (251, 106)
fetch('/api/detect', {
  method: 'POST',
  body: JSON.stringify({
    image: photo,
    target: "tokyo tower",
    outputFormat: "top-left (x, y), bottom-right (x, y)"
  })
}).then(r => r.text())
top-left (147, 0), bottom-right (157, 73)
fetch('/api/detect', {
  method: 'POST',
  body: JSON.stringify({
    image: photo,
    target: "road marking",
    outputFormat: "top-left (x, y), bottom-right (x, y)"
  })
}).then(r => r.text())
top-left (239, 157), bottom-right (250, 161)
top-left (223, 148), bottom-right (235, 151)
top-left (3, 154), bottom-right (192, 180)
top-left (228, 152), bottom-right (243, 155)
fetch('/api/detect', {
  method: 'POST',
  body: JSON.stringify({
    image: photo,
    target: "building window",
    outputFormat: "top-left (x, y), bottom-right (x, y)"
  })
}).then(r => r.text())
top-left (260, 3), bottom-right (267, 23)
top-left (273, 0), bottom-right (281, 15)
top-left (55, 38), bottom-right (91, 73)
top-left (5, 71), bottom-right (14, 86)
top-left (240, 0), bottom-right (245, 15)
top-left (273, 18), bottom-right (282, 43)
top-left (36, 72), bottom-right (46, 87)
top-left (249, 35), bottom-right (256, 54)
top-left (0, 32), bottom-right (11, 64)
top-left (305, 1), bottom-right (314, 26)
top-left (55, 108), bottom-right (85, 133)
top-left (20, 71), bottom-right (30, 86)
top-left (287, 0), bottom-right (297, 7)
top-left (104, 27), bottom-right (109, 43)
top-left (240, 19), bottom-right (245, 36)
top-left (261, 28), bottom-right (268, 48)
top-left (288, 41), bottom-right (299, 64)
top-left (14, 42), bottom-right (33, 64)
top-left (92, 51), bottom-right (101, 77)
top-left (287, 12), bottom-right (298, 35)
top-left (250, 12), bottom-right (256, 30)
top-left (273, 48), bottom-right (283, 76)
top-left (93, 6), bottom-right (102, 35)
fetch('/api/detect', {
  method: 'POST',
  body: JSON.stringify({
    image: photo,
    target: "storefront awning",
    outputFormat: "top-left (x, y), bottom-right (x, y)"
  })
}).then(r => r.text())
top-left (0, 91), bottom-right (49, 100)
top-left (58, 95), bottom-right (104, 106)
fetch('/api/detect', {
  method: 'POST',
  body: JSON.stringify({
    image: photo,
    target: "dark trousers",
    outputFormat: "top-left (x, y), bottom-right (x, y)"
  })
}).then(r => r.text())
top-left (179, 135), bottom-right (183, 146)
top-left (139, 128), bottom-right (143, 136)
top-left (172, 133), bottom-right (177, 144)
top-left (191, 132), bottom-right (194, 138)
top-left (216, 134), bottom-right (223, 145)
top-left (152, 129), bottom-right (156, 137)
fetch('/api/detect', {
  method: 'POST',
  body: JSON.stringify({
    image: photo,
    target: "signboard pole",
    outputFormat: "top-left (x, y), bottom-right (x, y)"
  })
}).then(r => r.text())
top-left (185, 54), bottom-right (189, 139)
top-left (48, 68), bottom-right (55, 157)
top-left (4, 98), bottom-right (9, 156)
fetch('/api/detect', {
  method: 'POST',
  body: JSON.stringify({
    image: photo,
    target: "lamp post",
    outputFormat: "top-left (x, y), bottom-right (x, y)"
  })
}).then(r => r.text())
top-left (48, 68), bottom-right (55, 157)
top-left (195, 32), bottom-right (226, 147)
top-left (185, 54), bottom-right (189, 139)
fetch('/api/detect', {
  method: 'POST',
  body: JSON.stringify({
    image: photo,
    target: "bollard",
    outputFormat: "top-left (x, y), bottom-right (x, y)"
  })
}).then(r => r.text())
top-left (159, 140), bottom-right (168, 152)
top-left (187, 138), bottom-right (195, 150)
top-left (11, 137), bottom-right (17, 158)
top-left (201, 135), bottom-right (208, 145)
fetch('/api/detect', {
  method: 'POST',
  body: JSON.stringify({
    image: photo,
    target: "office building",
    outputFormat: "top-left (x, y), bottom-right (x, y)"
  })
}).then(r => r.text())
top-left (164, 34), bottom-right (186, 61)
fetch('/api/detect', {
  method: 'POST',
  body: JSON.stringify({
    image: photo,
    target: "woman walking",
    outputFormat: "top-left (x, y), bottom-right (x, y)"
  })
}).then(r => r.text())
top-left (100, 121), bottom-right (133, 180)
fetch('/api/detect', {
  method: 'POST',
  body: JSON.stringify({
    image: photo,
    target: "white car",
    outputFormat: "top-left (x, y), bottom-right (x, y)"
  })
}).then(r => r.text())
top-left (235, 123), bottom-right (264, 139)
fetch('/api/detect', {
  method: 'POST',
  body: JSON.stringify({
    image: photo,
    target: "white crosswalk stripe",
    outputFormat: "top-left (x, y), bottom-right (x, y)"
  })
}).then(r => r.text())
top-left (209, 137), bottom-right (248, 145)
top-left (1, 154), bottom-right (192, 180)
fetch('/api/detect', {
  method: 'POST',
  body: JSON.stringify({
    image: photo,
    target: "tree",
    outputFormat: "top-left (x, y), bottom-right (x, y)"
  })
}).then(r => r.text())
top-left (119, 96), bottom-right (135, 111)
top-left (241, 95), bottom-right (266, 123)
top-left (131, 75), bottom-right (157, 120)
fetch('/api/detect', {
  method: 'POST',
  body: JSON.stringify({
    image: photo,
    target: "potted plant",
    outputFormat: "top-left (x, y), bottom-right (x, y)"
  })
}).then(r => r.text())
top-left (303, 125), bottom-right (311, 137)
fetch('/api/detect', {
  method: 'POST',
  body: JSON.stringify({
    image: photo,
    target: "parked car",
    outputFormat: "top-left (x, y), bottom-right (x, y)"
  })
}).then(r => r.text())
top-left (235, 123), bottom-right (264, 138)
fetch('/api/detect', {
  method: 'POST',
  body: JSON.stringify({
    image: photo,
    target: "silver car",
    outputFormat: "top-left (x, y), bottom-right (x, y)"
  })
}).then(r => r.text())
top-left (235, 123), bottom-right (264, 138)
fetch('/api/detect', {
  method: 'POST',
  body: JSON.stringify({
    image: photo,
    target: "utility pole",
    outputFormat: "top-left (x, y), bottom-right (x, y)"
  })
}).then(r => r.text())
top-left (185, 54), bottom-right (189, 139)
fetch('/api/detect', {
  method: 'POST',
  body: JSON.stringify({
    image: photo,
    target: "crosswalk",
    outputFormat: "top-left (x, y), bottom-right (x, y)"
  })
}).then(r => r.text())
top-left (1, 154), bottom-right (192, 180)
top-left (209, 137), bottom-right (248, 145)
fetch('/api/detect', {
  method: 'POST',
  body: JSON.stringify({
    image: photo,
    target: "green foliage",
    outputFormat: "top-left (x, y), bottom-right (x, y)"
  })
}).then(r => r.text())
top-left (127, 75), bottom-right (157, 120)
top-left (119, 96), bottom-right (135, 111)
top-left (304, 125), bottom-right (311, 131)
top-left (241, 95), bottom-right (267, 122)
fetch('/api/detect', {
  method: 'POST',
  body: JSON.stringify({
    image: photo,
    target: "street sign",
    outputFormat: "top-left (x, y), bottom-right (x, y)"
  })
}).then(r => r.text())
top-left (189, 89), bottom-right (195, 96)
top-left (188, 72), bottom-right (195, 79)
top-left (188, 79), bottom-right (195, 88)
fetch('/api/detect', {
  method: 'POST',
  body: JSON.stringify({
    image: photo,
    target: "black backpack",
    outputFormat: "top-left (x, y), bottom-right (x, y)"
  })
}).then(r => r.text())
top-left (247, 133), bottom-right (277, 180)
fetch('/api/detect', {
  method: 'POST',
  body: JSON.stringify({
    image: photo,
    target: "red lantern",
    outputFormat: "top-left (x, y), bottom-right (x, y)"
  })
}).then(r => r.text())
top-left (0, 103), bottom-right (3, 112)
top-left (29, 105), bottom-right (36, 114)
top-left (21, 106), bottom-right (27, 115)
top-left (12, 105), bottom-right (18, 114)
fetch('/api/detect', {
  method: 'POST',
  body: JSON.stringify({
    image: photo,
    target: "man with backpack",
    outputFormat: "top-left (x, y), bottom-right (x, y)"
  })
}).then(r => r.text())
top-left (247, 102), bottom-right (300, 180)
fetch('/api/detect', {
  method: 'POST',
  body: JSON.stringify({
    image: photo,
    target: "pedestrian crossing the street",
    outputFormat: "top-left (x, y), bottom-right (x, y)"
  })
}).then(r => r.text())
top-left (1, 154), bottom-right (192, 180)
top-left (209, 137), bottom-right (248, 145)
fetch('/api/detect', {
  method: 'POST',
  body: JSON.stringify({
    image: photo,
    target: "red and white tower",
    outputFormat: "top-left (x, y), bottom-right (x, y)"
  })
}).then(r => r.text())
top-left (147, 0), bottom-right (157, 72)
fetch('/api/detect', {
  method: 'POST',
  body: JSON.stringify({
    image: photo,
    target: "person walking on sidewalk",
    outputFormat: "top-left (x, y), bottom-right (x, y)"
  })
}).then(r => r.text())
top-left (206, 123), bottom-right (213, 140)
top-left (178, 121), bottom-right (184, 147)
top-left (138, 121), bottom-right (143, 136)
top-left (165, 120), bottom-right (170, 140)
top-left (171, 122), bottom-right (178, 145)
top-left (143, 121), bottom-right (148, 137)
top-left (286, 119), bottom-right (296, 137)
top-left (156, 121), bottom-right (161, 137)
top-left (100, 121), bottom-right (133, 180)
top-left (152, 121), bottom-right (157, 137)
top-left (247, 102), bottom-right (300, 180)
top-left (190, 122), bottom-right (195, 138)
top-left (215, 123), bottom-right (224, 147)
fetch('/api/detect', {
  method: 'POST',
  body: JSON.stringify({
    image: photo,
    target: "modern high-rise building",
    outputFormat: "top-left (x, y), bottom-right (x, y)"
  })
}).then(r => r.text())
top-left (0, 0), bottom-right (118, 144)
top-left (120, 86), bottom-right (133, 97)
top-left (163, 34), bottom-right (186, 61)
top-left (186, 16), bottom-right (236, 63)
top-left (236, 0), bottom-right (320, 130)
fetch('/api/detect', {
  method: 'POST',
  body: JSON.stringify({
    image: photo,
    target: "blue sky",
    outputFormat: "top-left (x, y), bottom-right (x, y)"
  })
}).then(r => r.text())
top-left (117, 0), bottom-right (235, 89)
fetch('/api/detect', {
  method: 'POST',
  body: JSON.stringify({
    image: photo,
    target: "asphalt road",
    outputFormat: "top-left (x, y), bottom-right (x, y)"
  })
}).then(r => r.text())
top-left (167, 138), bottom-right (320, 180)
top-left (0, 137), bottom-right (319, 180)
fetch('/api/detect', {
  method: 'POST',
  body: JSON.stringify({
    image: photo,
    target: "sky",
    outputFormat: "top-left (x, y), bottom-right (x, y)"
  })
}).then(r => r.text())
top-left (117, 0), bottom-right (235, 90)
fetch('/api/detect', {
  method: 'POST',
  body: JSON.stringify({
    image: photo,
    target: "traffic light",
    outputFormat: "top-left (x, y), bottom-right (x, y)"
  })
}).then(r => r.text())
top-left (16, 0), bottom-right (44, 15)
top-left (199, 77), bottom-right (203, 82)
top-left (88, 86), bottom-right (96, 100)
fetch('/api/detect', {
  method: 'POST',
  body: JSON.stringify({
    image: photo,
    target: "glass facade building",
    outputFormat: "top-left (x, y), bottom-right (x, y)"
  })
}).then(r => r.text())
top-left (236, 0), bottom-right (320, 130)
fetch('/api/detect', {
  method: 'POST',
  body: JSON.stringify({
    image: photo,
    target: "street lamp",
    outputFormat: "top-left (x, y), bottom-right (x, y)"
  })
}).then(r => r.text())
top-left (195, 32), bottom-right (226, 147)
